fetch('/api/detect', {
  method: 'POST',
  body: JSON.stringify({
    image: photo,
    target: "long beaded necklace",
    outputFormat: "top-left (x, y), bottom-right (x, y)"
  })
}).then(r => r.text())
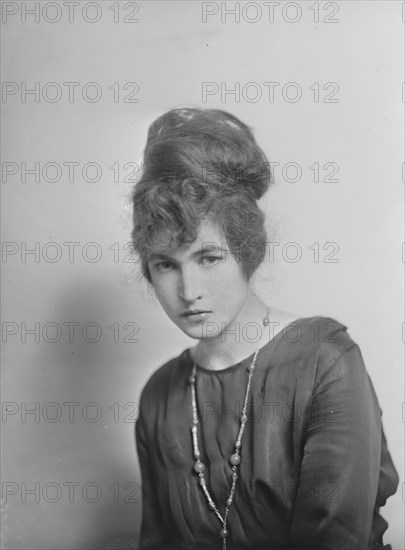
top-left (189, 314), bottom-right (269, 550)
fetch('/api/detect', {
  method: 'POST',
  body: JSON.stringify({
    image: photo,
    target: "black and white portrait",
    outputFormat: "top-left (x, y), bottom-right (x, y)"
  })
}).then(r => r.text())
top-left (1, 2), bottom-right (403, 549)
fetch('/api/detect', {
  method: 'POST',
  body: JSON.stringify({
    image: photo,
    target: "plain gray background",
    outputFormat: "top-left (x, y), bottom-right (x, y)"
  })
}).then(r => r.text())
top-left (1, 1), bottom-right (403, 548)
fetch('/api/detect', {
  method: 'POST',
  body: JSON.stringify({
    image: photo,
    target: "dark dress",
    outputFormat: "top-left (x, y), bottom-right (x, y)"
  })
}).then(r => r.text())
top-left (135, 316), bottom-right (399, 550)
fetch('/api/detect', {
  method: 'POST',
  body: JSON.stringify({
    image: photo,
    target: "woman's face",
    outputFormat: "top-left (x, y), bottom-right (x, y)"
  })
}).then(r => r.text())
top-left (147, 219), bottom-right (251, 341)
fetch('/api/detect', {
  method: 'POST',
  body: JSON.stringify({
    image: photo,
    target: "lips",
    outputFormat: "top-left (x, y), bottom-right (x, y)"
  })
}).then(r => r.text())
top-left (181, 310), bottom-right (211, 317)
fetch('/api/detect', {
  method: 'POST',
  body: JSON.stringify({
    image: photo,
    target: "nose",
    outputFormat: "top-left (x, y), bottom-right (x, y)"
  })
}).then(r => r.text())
top-left (178, 265), bottom-right (202, 303)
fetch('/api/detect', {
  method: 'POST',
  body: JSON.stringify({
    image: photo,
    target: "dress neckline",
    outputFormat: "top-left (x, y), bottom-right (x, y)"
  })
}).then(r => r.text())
top-left (186, 316), bottom-right (307, 375)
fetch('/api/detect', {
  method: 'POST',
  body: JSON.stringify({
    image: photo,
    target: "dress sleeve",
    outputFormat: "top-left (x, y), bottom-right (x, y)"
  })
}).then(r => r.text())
top-left (135, 410), bottom-right (167, 550)
top-left (289, 342), bottom-right (387, 549)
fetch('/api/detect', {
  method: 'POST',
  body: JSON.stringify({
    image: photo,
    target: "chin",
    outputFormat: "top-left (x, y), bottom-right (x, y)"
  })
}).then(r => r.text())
top-left (179, 325), bottom-right (207, 340)
top-left (172, 319), bottom-right (209, 339)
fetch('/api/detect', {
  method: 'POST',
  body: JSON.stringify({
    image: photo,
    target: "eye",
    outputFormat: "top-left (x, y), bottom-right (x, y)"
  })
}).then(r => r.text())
top-left (200, 255), bottom-right (221, 266)
top-left (154, 260), bottom-right (175, 272)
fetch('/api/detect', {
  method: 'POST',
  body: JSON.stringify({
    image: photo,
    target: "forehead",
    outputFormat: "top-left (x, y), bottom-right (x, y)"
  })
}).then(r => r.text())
top-left (149, 219), bottom-right (228, 259)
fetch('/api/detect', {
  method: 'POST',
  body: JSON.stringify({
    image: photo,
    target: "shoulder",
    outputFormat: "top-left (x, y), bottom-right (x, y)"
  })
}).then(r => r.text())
top-left (296, 315), bottom-right (370, 390)
top-left (275, 315), bottom-right (364, 381)
top-left (301, 315), bottom-right (355, 358)
top-left (136, 349), bottom-right (191, 442)
top-left (273, 315), bottom-right (352, 361)
top-left (280, 317), bottom-right (377, 420)
top-left (138, 348), bottom-right (189, 406)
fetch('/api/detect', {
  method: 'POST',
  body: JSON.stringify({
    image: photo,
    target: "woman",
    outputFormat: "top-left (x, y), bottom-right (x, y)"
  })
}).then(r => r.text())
top-left (131, 108), bottom-right (398, 550)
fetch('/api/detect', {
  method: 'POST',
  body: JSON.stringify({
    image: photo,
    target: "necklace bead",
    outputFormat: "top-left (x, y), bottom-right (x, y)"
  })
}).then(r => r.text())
top-left (194, 460), bottom-right (205, 473)
top-left (219, 528), bottom-right (229, 539)
top-left (229, 453), bottom-right (241, 466)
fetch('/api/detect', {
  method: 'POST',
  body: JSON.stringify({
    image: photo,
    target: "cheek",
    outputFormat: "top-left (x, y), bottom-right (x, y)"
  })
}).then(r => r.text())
top-left (210, 262), bottom-right (248, 301)
top-left (152, 277), bottom-right (177, 310)
top-left (219, 280), bottom-right (247, 307)
top-left (222, 258), bottom-right (248, 287)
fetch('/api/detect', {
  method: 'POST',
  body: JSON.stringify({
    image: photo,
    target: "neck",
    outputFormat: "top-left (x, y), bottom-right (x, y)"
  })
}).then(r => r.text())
top-left (193, 290), bottom-right (269, 371)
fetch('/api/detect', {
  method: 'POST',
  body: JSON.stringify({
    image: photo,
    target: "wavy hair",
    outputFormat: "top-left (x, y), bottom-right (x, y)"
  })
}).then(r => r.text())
top-left (131, 108), bottom-right (273, 282)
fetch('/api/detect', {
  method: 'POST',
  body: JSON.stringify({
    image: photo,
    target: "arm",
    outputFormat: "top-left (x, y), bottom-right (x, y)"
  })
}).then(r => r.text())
top-left (289, 342), bottom-right (382, 549)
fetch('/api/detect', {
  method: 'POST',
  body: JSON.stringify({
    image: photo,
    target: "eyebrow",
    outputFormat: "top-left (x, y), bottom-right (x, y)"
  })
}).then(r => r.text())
top-left (148, 243), bottom-right (228, 262)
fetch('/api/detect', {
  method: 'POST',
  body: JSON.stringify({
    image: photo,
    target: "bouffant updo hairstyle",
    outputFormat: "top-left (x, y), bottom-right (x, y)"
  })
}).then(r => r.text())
top-left (131, 108), bottom-right (272, 283)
